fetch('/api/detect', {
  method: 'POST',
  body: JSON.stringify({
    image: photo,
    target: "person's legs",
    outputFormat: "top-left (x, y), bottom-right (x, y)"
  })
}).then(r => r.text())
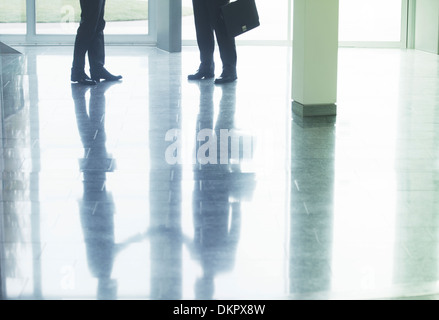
top-left (72, 0), bottom-right (121, 83)
top-left (214, 23), bottom-right (237, 77)
top-left (87, 0), bottom-right (122, 82)
top-left (188, 0), bottom-right (216, 79)
top-left (88, 0), bottom-right (106, 75)
top-left (88, 0), bottom-right (121, 82)
top-left (72, 0), bottom-right (103, 82)
top-left (210, 0), bottom-right (237, 83)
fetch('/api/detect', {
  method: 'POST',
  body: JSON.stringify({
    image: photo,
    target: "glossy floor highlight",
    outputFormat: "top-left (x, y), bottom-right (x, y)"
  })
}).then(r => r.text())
top-left (1, 45), bottom-right (439, 300)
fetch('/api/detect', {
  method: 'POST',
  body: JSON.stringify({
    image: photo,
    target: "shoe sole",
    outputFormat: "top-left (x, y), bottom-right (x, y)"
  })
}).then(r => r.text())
top-left (71, 79), bottom-right (97, 85)
top-left (188, 76), bottom-right (215, 81)
top-left (91, 77), bottom-right (122, 82)
top-left (214, 78), bottom-right (237, 84)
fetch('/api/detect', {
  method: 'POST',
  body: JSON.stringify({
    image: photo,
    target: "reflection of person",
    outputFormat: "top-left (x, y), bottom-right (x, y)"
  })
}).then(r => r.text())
top-left (72, 82), bottom-right (117, 299)
top-left (72, 82), bottom-right (150, 299)
top-left (185, 82), bottom-right (255, 300)
top-left (188, 0), bottom-right (238, 84)
top-left (71, 0), bottom-right (122, 85)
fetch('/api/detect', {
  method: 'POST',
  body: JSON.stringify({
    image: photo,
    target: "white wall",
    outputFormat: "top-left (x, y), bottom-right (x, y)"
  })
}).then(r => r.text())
top-left (415, 0), bottom-right (439, 54)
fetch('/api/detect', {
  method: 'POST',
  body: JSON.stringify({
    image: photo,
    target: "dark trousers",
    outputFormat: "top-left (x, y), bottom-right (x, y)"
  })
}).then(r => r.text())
top-left (72, 0), bottom-right (106, 73)
top-left (192, 0), bottom-right (237, 72)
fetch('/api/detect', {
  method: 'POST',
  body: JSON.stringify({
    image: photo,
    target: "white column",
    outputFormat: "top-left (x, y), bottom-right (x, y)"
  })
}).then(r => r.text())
top-left (292, 0), bottom-right (339, 117)
top-left (157, 0), bottom-right (182, 53)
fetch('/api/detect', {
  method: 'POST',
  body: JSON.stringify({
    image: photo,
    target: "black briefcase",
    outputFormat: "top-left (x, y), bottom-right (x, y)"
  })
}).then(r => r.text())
top-left (221, 0), bottom-right (260, 38)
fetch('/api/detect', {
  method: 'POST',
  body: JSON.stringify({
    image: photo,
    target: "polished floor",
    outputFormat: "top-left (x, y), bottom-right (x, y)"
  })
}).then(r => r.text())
top-left (1, 44), bottom-right (439, 300)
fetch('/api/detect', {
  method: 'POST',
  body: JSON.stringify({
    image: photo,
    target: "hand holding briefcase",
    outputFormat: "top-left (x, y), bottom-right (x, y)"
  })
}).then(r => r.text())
top-left (221, 0), bottom-right (260, 38)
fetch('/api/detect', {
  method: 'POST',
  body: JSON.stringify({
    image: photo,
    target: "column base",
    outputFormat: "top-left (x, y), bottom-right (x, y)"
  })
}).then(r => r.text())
top-left (292, 101), bottom-right (337, 117)
top-left (0, 42), bottom-right (21, 54)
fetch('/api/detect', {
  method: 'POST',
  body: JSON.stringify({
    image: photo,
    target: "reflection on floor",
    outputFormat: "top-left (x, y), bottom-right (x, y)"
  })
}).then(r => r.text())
top-left (1, 45), bottom-right (439, 300)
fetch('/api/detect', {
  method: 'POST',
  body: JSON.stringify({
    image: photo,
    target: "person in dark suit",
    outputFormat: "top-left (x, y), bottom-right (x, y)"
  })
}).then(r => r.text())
top-left (71, 0), bottom-right (122, 85)
top-left (188, 0), bottom-right (237, 84)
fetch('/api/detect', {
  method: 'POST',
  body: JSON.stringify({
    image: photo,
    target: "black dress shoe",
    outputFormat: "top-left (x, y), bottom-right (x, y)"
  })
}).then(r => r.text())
top-left (188, 70), bottom-right (215, 80)
top-left (214, 73), bottom-right (237, 84)
top-left (188, 62), bottom-right (215, 80)
top-left (91, 68), bottom-right (123, 82)
top-left (71, 71), bottom-right (97, 86)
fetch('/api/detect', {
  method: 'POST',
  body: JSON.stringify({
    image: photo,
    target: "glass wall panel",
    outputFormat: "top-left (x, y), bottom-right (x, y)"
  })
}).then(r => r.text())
top-left (182, 0), bottom-right (194, 40)
top-left (0, 0), bottom-right (26, 35)
top-left (240, 0), bottom-right (290, 41)
top-left (339, 0), bottom-right (402, 42)
top-left (182, 0), bottom-right (291, 42)
top-left (0, 0), bottom-right (407, 47)
top-left (35, 0), bottom-right (149, 35)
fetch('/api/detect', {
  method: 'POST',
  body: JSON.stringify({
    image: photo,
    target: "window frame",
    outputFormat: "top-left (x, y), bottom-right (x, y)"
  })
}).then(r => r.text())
top-left (0, 0), bottom-right (157, 46)
top-left (338, 0), bottom-right (409, 49)
top-left (0, 0), bottom-right (410, 49)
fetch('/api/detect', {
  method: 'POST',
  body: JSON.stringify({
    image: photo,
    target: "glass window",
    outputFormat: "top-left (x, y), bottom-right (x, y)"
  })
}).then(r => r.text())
top-left (182, 0), bottom-right (195, 40)
top-left (0, 0), bottom-right (26, 34)
top-left (182, 0), bottom-right (292, 42)
top-left (339, 0), bottom-right (402, 42)
top-left (35, 0), bottom-right (79, 34)
top-left (239, 0), bottom-right (290, 41)
top-left (35, 0), bottom-right (149, 35)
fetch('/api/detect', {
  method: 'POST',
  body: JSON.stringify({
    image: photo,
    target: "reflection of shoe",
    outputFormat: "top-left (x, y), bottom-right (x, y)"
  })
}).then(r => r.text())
top-left (71, 83), bottom-right (91, 99)
top-left (71, 70), bottom-right (97, 85)
top-left (214, 73), bottom-right (237, 84)
top-left (93, 78), bottom-right (120, 94)
top-left (91, 68), bottom-right (123, 82)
